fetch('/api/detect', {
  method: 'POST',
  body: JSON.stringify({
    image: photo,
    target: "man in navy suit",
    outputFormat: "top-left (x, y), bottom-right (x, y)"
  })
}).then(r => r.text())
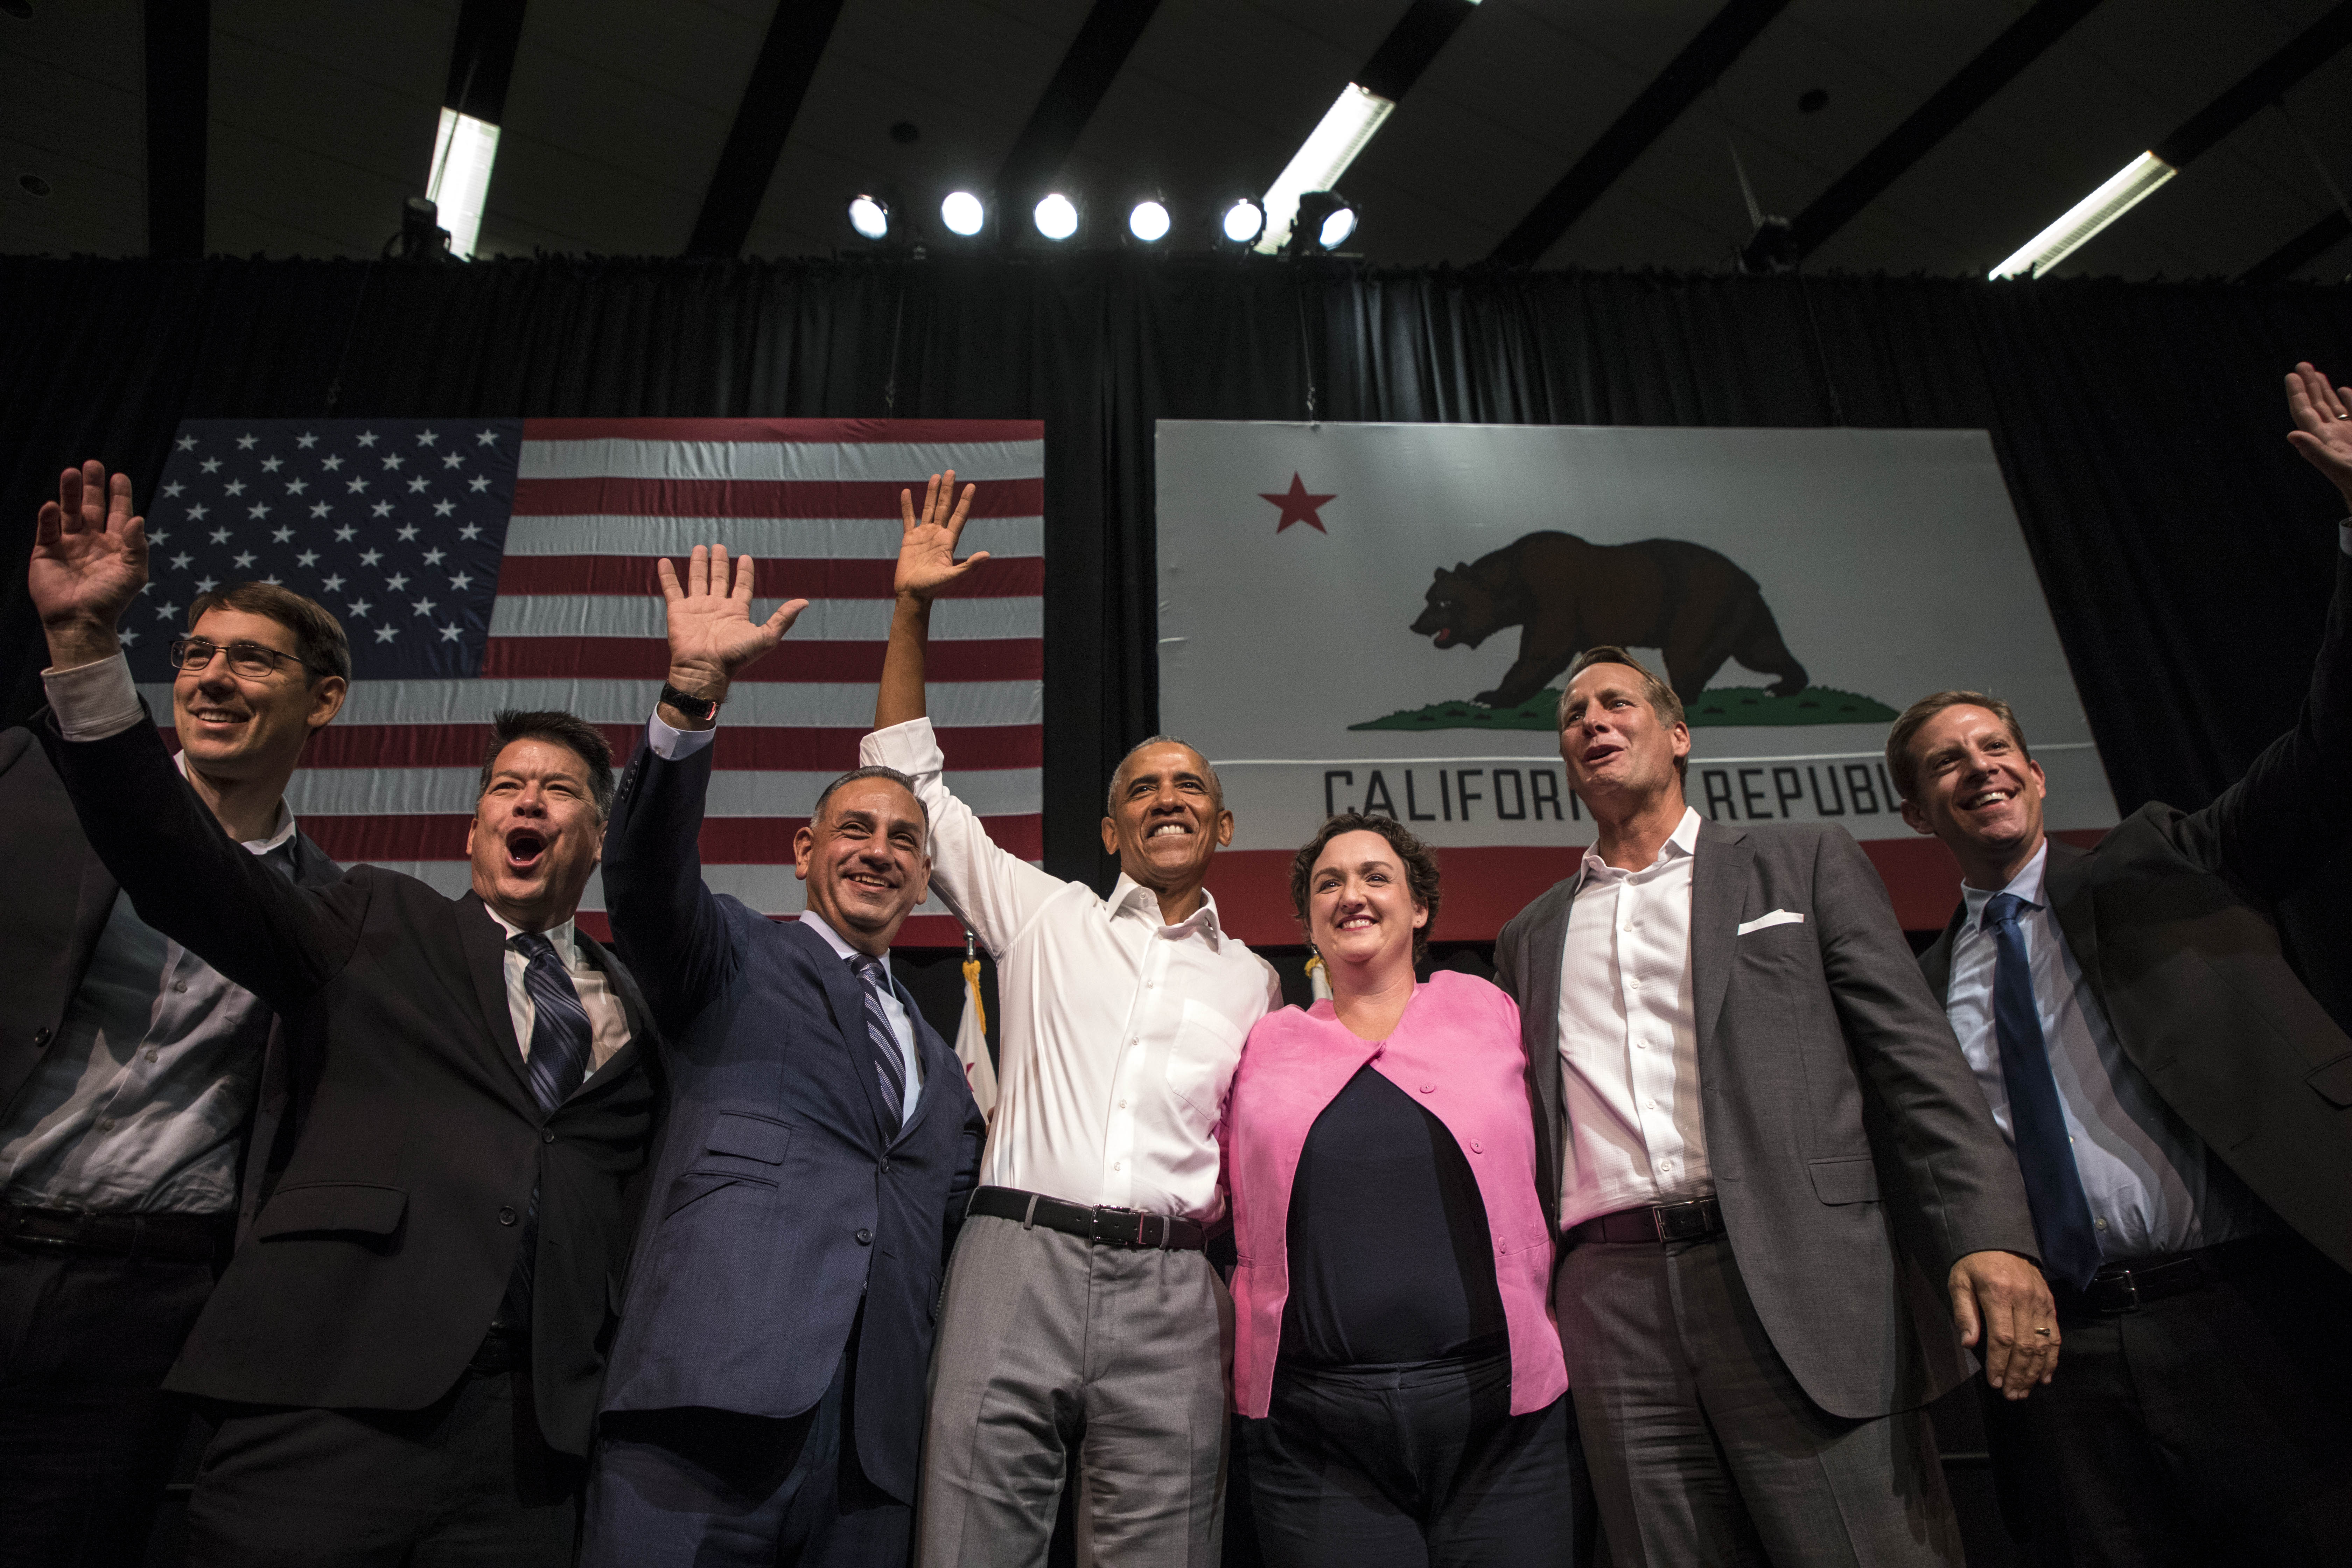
top-left (582, 544), bottom-right (987, 1568)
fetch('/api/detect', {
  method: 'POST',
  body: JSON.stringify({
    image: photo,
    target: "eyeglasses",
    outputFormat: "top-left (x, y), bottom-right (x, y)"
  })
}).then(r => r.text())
top-left (166, 638), bottom-right (309, 679)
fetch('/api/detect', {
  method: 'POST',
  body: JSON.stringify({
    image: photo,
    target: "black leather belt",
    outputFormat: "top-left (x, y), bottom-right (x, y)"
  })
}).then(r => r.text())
top-left (2054, 1236), bottom-right (2283, 1319)
top-left (967, 1186), bottom-right (1205, 1251)
top-left (1567, 1195), bottom-right (1725, 1246)
top-left (2, 1203), bottom-right (231, 1265)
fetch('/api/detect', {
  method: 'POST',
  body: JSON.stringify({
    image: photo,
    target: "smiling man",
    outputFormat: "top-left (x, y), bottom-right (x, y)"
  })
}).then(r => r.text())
top-left (23, 462), bottom-right (659, 1567)
top-left (1892, 362), bottom-right (2352, 1568)
top-left (2, 515), bottom-right (345, 1568)
top-left (582, 545), bottom-right (985, 1568)
top-left (863, 474), bottom-right (1280, 1568)
top-left (1492, 645), bottom-right (2048, 1568)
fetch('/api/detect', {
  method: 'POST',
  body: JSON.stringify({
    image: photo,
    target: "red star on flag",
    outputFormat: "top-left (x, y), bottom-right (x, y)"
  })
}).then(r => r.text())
top-left (1261, 473), bottom-right (1336, 533)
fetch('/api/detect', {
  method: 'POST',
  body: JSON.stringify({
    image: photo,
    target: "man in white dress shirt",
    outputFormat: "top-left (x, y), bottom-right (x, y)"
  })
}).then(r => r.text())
top-left (1891, 361), bottom-right (2352, 1567)
top-left (862, 474), bottom-right (1280, 1568)
top-left (1493, 646), bottom-right (2052, 1568)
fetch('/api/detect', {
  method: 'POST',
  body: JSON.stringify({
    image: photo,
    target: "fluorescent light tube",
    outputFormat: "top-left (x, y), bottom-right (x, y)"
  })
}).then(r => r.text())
top-left (1255, 83), bottom-right (1395, 253)
top-left (427, 107), bottom-right (500, 260)
top-left (1990, 151), bottom-right (2176, 280)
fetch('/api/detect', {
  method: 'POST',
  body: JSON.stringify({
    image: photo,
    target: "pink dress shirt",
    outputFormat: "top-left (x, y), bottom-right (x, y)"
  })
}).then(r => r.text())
top-left (1221, 971), bottom-right (1569, 1419)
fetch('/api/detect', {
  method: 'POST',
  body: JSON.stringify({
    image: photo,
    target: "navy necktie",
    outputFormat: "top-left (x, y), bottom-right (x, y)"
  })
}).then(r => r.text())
top-left (849, 953), bottom-right (907, 1129)
top-left (515, 932), bottom-right (595, 1112)
top-left (498, 932), bottom-right (595, 1330)
top-left (1983, 892), bottom-right (2102, 1289)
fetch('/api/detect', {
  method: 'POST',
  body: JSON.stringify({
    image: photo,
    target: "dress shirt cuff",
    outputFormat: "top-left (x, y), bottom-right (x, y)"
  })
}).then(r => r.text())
top-left (860, 716), bottom-right (943, 775)
top-left (2339, 520), bottom-right (2351, 556)
top-left (645, 710), bottom-right (718, 761)
top-left (42, 652), bottom-right (145, 742)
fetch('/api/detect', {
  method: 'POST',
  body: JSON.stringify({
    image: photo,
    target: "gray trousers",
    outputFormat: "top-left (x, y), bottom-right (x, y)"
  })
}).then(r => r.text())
top-left (1555, 1234), bottom-right (1960, 1568)
top-left (917, 1213), bottom-right (1231, 1568)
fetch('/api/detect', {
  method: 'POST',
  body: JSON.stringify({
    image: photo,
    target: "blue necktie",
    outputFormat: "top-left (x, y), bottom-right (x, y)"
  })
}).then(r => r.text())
top-left (516, 932), bottom-right (595, 1112)
top-left (1983, 892), bottom-right (2102, 1289)
top-left (500, 932), bottom-right (596, 1327)
top-left (849, 953), bottom-right (907, 1129)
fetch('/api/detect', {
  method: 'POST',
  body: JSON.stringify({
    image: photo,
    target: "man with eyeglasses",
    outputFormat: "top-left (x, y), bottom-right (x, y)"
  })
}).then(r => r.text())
top-left (2, 467), bottom-right (349, 1568)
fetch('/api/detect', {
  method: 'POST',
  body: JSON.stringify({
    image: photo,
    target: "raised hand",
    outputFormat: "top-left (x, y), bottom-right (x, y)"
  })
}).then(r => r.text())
top-left (31, 463), bottom-right (148, 667)
top-left (894, 469), bottom-right (988, 604)
top-left (2286, 362), bottom-right (2352, 510)
top-left (657, 545), bottom-right (807, 708)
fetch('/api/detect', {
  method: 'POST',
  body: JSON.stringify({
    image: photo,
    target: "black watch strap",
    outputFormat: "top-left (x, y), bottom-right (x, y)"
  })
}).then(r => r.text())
top-left (658, 684), bottom-right (720, 722)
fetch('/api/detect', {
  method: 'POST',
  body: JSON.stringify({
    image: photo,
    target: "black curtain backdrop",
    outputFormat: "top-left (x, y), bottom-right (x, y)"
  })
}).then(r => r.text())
top-left (5, 254), bottom-right (2349, 977)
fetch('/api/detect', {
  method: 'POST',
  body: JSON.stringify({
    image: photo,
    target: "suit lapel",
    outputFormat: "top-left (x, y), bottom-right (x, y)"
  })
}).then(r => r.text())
top-left (1521, 875), bottom-right (1583, 1216)
top-left (2040, 838), bottom-right (2105, 997)
top-left (1919, 898), bottom-right (1968, 1002)
top-left (1689, 819), bottom-right (1751, 1057)
top-left (890, 981), bottom-right (950, 1149)
top-left (788, 920), bottom-right (901, 1145)
top-left (456, 892), bottom-right (536, 1104)
top-left (570, 927), bottom-right (648, 1098)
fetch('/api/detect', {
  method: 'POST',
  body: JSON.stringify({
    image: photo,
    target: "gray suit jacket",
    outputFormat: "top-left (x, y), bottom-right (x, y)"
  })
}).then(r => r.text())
top-left (1496, 815), bottom-right (2038, 1419)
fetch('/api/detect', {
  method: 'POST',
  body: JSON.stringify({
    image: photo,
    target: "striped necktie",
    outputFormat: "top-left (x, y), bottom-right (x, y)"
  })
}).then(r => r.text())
top-left (848, 952), bottom-right (907, 1129)
top-left (513, 932), bottom-right (596, 1111)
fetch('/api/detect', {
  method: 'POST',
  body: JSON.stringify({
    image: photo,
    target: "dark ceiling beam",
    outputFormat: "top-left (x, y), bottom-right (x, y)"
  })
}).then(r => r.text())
top-left (143, 0), bottom-right (210, 259)
top-left (444, 0), bottom-right (528, 123)
top-left (993, 0), bottom-right (1163, 208)
top-left (1354, 0), bottom-right (1480, 104)
top-left (1787, 0), bottom-right (2102, 262)
top-left (687, 0), bottom-right (848, 258)
top-left (1486, 0), bottom-right (1789, 267)
top-left (2241, 209), bottom-right (2349, 283)
top-left (2154, 0), bottom-right (2352, 169)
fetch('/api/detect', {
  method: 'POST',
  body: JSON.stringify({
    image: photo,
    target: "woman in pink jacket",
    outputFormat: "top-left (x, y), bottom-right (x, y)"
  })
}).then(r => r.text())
top-left (1223, 812), bottom-right (1586, 1567)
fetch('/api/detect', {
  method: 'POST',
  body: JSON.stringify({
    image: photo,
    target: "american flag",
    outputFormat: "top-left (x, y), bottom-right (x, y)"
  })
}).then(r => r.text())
top-left (133, 416), bottom-right (1045, 946)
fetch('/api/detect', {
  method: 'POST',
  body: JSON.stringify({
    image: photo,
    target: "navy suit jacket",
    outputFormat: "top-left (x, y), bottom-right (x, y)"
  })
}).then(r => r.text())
top-left (597, 733), bottom-right (986, 1504)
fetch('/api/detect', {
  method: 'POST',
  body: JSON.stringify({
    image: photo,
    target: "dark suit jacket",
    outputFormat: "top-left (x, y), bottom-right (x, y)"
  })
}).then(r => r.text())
top-left (1919, 557), bottom-right (2352, 1274)
top-left (1497, 817), bottom-right (2038, 1419)
top-left (598, 735), bottom-right (985, 1505)
top-left (39, 713), bottom-right (662, 1456)
top-left (0, 725), bottom-right (340, 1246)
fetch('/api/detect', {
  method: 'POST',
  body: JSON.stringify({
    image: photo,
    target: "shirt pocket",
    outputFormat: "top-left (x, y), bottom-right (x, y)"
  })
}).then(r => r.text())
top-left (1167, 1000), bottom-right (1246, 1132)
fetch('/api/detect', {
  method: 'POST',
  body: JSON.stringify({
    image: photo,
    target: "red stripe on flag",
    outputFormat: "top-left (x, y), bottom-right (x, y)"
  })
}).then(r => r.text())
top-left (509, 477), bottom-right (1044, 519)
top-left (523, 418), bottom-right (1044, 444)
top-left (495, 555), bottom-right (1043, 598)
top-left (296, 724), bottom-right (1042, 772)
top-left (478, 637), bottom-right (1041, 683)
top-left (304, 813), bottom-right (1044, 864)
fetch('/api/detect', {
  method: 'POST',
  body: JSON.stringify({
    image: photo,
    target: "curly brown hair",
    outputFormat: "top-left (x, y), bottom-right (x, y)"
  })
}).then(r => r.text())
top-left (1288, 812), bottom-right (1442, 968)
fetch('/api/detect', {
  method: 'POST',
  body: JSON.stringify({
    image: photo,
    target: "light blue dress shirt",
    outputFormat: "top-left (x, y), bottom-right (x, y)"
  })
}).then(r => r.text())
top-left (0, 777), bottom-right (301, 1215)
top-left (1944, 841), bottom-right (2267, 1260)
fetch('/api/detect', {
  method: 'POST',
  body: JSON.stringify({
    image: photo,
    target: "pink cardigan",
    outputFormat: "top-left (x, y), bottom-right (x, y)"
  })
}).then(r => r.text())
top-left (1220, 970), bottom-right (1569, 1419)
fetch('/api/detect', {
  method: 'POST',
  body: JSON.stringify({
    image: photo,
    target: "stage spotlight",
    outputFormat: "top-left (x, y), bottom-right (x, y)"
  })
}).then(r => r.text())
top-left (1220, 196), bottom-right (1266, 246)
top-left (1128, 198), bottom-right (1170, 244)
top-left (1033, 192), bottom-right (1079, 241)
top-left (941, 190), bottom-right (986, 237)
top-left (1289, 191), bottom-right (1358, 254)
top-left (847, 194), bottom-right (890, 241)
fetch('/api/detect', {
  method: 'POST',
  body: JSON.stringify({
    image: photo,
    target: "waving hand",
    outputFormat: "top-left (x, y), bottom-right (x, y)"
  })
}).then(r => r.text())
top-left (894, 469), bottom-right (988, 603)
top-left (658, 544), bottom-right (807, 710)
top-left (31, 462), bottom-right (148, 669)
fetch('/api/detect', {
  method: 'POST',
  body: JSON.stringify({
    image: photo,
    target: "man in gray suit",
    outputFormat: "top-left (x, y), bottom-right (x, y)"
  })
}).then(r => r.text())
top-left (1494, 645), bottom-right (2053, 1568)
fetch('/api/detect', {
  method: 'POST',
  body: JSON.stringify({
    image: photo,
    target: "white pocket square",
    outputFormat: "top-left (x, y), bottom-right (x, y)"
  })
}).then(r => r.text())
top-left (1737, 910), bottom-right (1806, 935)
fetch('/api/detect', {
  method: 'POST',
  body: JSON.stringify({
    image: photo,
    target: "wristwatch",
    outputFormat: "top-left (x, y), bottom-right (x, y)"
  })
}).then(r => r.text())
top-left (658, 683), bottom-right (721, 722)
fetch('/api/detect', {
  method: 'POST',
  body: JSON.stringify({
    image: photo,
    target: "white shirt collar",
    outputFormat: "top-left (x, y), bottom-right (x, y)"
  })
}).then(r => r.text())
top-left (1961, 839), bottom-right (2050, 929)
top-left (483, 904), bottom-right (578, 962)
top-left (1581, 805), bottom-right (1703, 877)
top-left (798, 909), bottom-right (887, 968)
top-left (1108, 873), bottom-right (1223, 937)
top-left (175, 749), bottom-right (298, 854)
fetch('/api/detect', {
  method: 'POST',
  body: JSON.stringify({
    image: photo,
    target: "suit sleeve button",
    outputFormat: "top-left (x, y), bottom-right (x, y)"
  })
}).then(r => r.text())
top-left (498, 1206), bottom-right (518, 1226)
top-left (855, 1228), bottom-right (874, 1246)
